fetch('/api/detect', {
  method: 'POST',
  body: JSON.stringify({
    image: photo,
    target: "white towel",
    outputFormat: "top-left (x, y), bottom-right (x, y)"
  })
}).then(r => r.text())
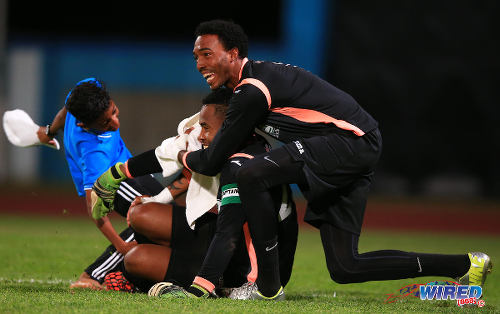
top-left (154, 112), bottom-right (219, 229)
top-left (3, 109), bottom-right (60, 150)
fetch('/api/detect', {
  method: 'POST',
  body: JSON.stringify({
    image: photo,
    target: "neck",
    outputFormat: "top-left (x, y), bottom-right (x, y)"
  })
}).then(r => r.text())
top-left (226, 57), bottom-right (248, 89)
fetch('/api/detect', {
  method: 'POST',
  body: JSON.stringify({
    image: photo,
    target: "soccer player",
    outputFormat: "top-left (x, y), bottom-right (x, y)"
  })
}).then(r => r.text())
top-left (91, 20), bottom-right (492, 300)
top-left (179, 20), bottom-right (492, 299)
top-left (37, 78), bottom-right (173, 288)
top-left (146, 88), bottom-right (298, 299)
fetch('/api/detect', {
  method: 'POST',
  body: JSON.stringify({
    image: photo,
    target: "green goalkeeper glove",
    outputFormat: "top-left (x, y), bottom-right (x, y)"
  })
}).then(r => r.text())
top-left (91, 162), bottom-right (128, 219)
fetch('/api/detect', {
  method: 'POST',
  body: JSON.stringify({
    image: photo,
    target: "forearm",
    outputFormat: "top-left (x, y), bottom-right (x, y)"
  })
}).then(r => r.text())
top-left (86, 190), bottom-right (126, 252)
top-left (49, 106), bottom-right (67, 134)
top-left (94, 216), bottom-right (126, 252)
top-left (125, 149), bottom-right (162, 177)
top-left (37, 107), bottom-right (67, 143)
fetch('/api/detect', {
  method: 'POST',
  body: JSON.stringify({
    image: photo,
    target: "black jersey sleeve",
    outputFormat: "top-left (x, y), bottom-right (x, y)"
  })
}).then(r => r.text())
top-left (126, 148), bottom-right (162, 177)
top-left (195, 157), bottom-right (248, 286)
top-left (184, 84), bottom-right (269, 176)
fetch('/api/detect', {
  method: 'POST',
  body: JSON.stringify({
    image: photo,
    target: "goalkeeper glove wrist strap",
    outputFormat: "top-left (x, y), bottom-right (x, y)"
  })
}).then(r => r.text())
top-left (111, 162), bottom-right (128, 180)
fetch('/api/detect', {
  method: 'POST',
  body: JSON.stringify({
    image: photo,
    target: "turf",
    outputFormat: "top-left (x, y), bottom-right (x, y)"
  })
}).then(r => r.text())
top-left (0, 214), bottom-right (498, 313)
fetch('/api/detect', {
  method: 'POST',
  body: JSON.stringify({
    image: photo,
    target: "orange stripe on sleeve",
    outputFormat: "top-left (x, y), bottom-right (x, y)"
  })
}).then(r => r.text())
top-left (181, 151), bottom-right (192, 172)
top-left (271, 107), bottom-right (365, 136)
top-left (229, 153), bottom-right (254, 159)
top-left (234, 78), bottom-right (272, 109)
top-left (123, 160), bottom-right (133, 178)
top-left (243, 223), bottom-right (258, 283)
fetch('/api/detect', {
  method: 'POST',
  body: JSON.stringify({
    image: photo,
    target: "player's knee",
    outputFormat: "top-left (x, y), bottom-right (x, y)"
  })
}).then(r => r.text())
top-left (128, 204), bottom-right (149, 230)
top-left (328, 269), bottom-right (352, 284)
top-left (326, 261), bottom-right (357, 284)
top-left (235, 164), bottom-right (265, 190)
top-left (124, 246), bottom-right (142, 275)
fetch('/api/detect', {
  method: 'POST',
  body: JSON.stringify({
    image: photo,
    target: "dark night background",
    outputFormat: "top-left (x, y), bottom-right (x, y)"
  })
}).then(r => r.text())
top-left (3, 0), bottom-right (499, 198)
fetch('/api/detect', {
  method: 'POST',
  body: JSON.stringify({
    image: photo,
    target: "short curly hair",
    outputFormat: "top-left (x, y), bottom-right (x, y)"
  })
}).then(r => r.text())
top-left (201, 87), bottom-right (232, 116)
top-left (195, 19), bottom-right (248, 58)
top-left (65, 82), bottom-right (111, 125)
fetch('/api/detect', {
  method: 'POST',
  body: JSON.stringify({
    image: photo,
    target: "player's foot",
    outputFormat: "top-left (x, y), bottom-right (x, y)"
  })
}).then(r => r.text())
top-left (103, 271), bottom-right (137, 292)
top-left (148, 282), bottom-right (196, 298)
top-left (228, 282), bottom-right (285, 301)
top-left (69, 272), bottom-right (103, 290)
top-left (228, 281), bottom-right (256, 299)
top-left (457, 252), bottom-right (493, 286)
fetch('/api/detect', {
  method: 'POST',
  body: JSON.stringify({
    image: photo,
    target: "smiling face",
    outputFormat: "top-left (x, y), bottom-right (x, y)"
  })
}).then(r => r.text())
top-left (193, 34), bottom-right (241, 90)
top-left (81, 100), bottom-right (120, 132)
top-left (197, 104), bottom-right (225, 147)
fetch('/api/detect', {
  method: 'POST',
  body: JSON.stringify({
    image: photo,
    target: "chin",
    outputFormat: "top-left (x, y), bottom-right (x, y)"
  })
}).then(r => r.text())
top-left (208, 80), bottom-right (224, 90)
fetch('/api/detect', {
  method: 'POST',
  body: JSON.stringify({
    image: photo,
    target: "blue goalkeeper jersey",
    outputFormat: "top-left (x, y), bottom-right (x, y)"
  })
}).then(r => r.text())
top-left (63, 111), bottom-right (132, 196)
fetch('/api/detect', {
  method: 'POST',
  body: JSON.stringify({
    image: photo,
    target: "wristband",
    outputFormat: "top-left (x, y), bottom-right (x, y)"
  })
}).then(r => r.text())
top-left (45, 124), bottom-right (57, 137)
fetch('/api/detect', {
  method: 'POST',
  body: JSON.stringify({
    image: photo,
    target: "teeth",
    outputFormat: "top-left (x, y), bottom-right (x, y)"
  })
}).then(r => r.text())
top-left (203, 73), bottom-right (214, 79)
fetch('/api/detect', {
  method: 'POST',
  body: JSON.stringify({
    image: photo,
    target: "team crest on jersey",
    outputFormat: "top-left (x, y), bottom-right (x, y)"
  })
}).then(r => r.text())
top-left (221, 183), bottom-right (241, 206)
top-left (262, 125), bottom-right (280, 139)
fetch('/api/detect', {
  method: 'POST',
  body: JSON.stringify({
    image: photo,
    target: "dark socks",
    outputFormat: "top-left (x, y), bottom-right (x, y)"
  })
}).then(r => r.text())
top-left (254, 236), bottom-right (281, 297)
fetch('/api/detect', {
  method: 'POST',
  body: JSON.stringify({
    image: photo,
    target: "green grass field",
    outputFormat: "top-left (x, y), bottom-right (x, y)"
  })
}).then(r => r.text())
top-left (0, 214), bottom-right (498, 313)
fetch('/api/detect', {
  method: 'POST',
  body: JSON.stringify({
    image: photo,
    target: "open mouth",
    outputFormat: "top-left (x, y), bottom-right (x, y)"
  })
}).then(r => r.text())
top-left (203, 72), bottom-right (215, 84)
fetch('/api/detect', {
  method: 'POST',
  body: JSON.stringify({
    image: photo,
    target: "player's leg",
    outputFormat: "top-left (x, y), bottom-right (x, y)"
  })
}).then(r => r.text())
top-left (236, 145), bottom-right (306, 298)
top-left (128, 202), bottom-right (173, 246)
top-left (71, 227), bottom-right (135, 289)
top-left (123, 243), bottom-right (171, 291)
top-left (113, 175), bottom-right (164, 217)
top-left (162, 210), bottom-right (217, 289)
top-left (316, 174), bottom-right (472, 284)
top-left (319, 222), bottom-right (472, 283)
top-left (277, 203), bottom-right (298, 288)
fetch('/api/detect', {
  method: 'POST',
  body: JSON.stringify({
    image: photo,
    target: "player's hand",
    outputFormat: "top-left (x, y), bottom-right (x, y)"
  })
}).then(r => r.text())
top-left (36, 126), bottom-right (57, 146)
top-left (131, 195), bottom-right (148, 207)
top-left (91, 162), bottom-right (128, 219)
top-left (90, 190), bottom-right (114, 219)
top-left (117, 240), bottom-right (138, 255)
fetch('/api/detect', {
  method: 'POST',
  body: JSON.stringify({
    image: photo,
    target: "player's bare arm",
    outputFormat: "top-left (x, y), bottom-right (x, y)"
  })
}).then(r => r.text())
top-left (85, 189), bottom-right (137, 255)
top-left (36, 106), bottom-right (67, 145)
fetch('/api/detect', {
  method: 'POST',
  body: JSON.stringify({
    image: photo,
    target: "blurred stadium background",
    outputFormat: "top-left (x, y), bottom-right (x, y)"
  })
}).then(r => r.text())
top-left (0, 0), bottom-right (499, 216)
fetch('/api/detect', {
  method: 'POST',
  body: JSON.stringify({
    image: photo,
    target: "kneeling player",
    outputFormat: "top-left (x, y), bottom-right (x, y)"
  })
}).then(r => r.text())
top-left (142, 88), bottom-right (299, 299)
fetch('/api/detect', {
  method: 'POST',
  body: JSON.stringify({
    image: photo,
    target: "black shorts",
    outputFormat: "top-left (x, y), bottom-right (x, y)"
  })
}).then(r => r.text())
top-left (285, 128), bottom-right (382, 234)
top-left (163, 204), bottom-right (217, 289)
top-left (84, 227), bottom-right (135, 283)
top-left (113, 174), bottom-right (164, 217)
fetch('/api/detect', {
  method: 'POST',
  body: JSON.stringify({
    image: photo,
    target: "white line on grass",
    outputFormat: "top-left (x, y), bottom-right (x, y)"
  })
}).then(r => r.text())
top-left (0, 277), bottom-right (72, 284)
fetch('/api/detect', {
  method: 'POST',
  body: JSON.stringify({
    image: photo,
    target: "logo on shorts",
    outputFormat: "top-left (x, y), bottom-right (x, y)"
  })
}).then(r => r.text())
top-left (294, 140), bottom-right (304, 154)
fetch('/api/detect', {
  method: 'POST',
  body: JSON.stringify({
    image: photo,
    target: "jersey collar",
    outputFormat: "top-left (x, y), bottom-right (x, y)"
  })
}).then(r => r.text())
top-left (238, 58), bottom-right (249, 81)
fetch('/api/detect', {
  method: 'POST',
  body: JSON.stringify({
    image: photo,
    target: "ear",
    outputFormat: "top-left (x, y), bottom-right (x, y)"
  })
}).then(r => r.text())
top-left (76, 122), bottom-right (88, 129)
top-left (229, 47), bottom-right (240, 62)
